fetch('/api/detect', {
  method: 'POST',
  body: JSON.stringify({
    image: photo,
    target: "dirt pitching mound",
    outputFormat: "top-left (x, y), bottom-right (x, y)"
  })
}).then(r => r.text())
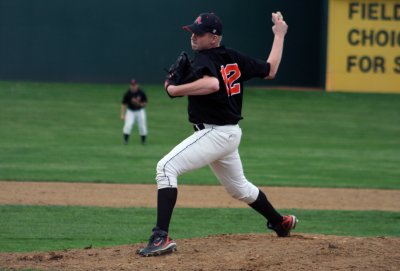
top-left (1, 233), bottom-right (399, 271)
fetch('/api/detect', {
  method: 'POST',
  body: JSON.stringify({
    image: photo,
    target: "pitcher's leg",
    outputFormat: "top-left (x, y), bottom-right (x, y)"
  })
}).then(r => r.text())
top-left (209, 150), bottom-right (258, 203)
top-left (156, 187), bottom-right (177, 233)
top-left (156, 128), bottom-right (237, 189)
top-left (155, 130), bottom-right (214, 233)
top-left (209, 150), bottom-right (282, 225)
top-left (155, 127), bottom-right (240, 234)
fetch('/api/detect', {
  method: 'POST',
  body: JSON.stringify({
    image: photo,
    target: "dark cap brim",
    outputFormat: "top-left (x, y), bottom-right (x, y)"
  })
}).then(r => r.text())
top-left (182, 24), bottom-right (206, 35)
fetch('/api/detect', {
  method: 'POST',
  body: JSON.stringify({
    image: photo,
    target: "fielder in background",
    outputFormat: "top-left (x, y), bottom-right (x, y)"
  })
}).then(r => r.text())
top-left (138, 11), bottom-right (296, 257)
top-left (120, 79), bottom-right (148, 145)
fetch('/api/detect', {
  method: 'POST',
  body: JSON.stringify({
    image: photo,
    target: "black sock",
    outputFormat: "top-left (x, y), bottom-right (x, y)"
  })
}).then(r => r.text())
top-left (123, 134), bottom-right (129, 143)
top-left (156, 187), bottom-right (177, 233)
top-left (249, 189), bottom-right (282, 226)
top-left (141, 135), bottom-right (146, 144)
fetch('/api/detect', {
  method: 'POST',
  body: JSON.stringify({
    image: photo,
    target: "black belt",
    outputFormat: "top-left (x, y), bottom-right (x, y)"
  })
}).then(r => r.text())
top-left (193, 123), bottom-right (205, 131)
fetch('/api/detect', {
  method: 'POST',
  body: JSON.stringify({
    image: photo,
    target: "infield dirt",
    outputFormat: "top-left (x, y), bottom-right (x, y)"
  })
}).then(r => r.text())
top-left (0, 181), bottom-right (399, 271)
top-left (1, 181), bottom-right (399, 210)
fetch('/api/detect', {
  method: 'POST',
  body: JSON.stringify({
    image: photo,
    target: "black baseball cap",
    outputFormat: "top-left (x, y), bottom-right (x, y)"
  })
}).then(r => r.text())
top-left (130, 79), bottom-right (137, 85)
top-left (183, 13), bottom-right (223, 36)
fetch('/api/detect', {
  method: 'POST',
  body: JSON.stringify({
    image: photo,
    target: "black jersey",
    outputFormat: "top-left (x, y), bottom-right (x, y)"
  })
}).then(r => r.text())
top-left (122, 89), bottom-right (147, 110)
top-left (189, 46), bottom-right (270, 125)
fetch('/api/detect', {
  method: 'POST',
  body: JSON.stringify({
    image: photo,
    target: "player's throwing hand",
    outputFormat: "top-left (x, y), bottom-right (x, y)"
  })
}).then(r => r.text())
top-left (271, 11), bottom-right (288, 37)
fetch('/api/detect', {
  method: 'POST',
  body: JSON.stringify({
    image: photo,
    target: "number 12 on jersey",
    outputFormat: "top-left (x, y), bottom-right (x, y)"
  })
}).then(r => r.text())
top-left (220, 64), bottom-right (242, 97)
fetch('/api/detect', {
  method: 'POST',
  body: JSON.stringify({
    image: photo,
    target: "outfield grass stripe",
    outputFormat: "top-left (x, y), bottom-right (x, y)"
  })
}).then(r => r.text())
top-left (0, 205), bottom-right (399, 252)
top-left (1, 81), bottom-right (399, 188)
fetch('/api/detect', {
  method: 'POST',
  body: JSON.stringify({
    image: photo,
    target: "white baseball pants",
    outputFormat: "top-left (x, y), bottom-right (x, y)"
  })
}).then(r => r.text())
top-left (156, 124), bottom-right (259, 204)
top-left (123, 108), bottom-right (148, 136)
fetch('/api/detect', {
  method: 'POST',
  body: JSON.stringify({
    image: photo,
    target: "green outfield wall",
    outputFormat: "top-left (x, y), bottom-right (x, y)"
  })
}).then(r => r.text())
top-left (0, 0), bottom-right (326, 87)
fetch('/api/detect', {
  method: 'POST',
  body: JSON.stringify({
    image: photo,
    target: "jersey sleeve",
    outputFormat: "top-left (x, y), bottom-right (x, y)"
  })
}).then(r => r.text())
top-left (122, 91), bottom-right (129, 104)
top-left (235, 50), bottom-right (270, 81)
top-left (140, 90), bottom-right (148, 102)
top-left (192, 53), bottom-right (218, 78)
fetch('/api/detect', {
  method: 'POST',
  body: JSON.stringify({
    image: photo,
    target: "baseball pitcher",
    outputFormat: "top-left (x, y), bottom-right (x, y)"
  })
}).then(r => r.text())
top-left (138, 11), bottom-right (297, 257)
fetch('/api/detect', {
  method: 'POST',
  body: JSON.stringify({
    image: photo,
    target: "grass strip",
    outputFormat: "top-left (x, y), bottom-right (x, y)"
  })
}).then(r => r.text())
top-left (1, 81), bottom-right (400, 188)
top-left (0, 205), bottom-right (398, 252)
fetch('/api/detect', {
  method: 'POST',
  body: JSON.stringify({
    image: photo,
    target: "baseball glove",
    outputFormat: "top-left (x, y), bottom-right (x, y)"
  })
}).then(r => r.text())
top-left (164, 51), bottom-right (202, 98)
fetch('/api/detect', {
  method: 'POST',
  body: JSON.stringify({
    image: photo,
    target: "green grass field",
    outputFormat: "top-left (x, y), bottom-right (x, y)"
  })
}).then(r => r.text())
top-left (0, 81), bottom-right (399, 188)
top-left (1, 205), bottom-right (399, 252)
top-left (0, 81), bottom-right (399, 253)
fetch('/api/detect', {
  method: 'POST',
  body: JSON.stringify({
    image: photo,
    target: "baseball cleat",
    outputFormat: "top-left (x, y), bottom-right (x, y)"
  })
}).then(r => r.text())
top-left (267, 215), bottom-right (298, 237)
top-left (137, 228), bottom-right (177, 257)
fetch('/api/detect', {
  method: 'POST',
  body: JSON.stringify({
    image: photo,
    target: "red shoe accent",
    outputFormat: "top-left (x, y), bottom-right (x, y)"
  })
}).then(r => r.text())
top-left (162, 236), bottom-right (171, 248)
top-left (154, 240), bottom-right (162, 247)
top-left (282, 215), bottom-right (296, 230)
